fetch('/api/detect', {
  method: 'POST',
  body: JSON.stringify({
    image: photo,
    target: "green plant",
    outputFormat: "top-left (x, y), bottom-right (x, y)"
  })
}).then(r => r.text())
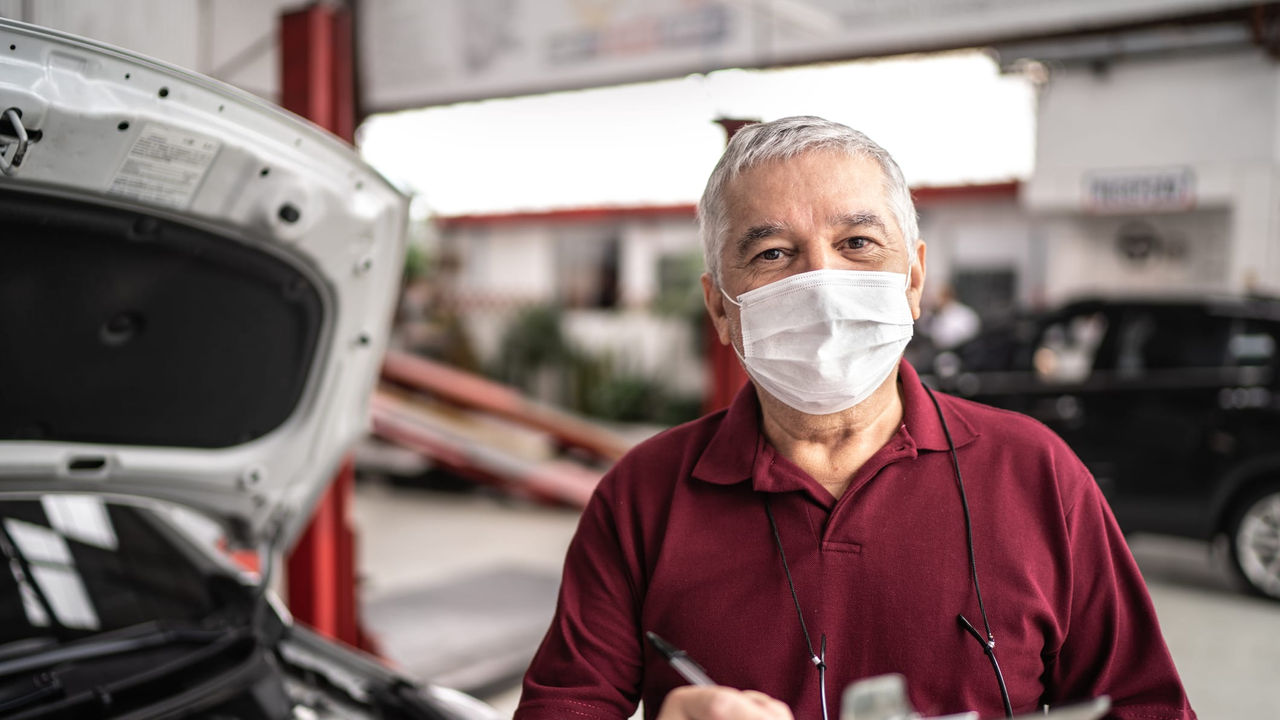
top-left (492, 305), bottom-right (573, 391)
top-left (401, 238), bottom-right (431, 282)
top-left (490, 306), bottom-right (703, 426)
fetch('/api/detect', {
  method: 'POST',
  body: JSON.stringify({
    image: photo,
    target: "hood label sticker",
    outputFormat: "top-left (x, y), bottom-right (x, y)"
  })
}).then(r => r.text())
top-left (107, 123), bottom-right (220, 209)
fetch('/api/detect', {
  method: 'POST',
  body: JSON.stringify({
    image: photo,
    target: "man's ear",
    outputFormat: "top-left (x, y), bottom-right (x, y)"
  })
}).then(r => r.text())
top-left (908, 240), bottom-right (927, 321)
top-left (701, 273), bottom-right (732, 346)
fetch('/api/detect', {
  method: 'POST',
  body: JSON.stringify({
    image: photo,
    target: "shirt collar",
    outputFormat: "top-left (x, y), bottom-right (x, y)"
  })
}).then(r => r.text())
top-left (690, 381), bottom-right (761, 486)
top-left (691, 360), bottom-right (979, 489)
top-left (898, 359), bottom-right (980, 452)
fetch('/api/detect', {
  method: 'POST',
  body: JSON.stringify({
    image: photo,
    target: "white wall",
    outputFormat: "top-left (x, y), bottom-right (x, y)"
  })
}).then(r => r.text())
top-left (1038, 209), bottom-right (1232, 301)
top-left (1024, 48), bottom-right (1280, 299)
top-left (442, 216), bottom-right (706, 392)
top-left (448, 225), bottom-right (558, 304)
top-left (1032, 50), bottom-right (1275, 174)
top-left (562, 310), bottom-right (705, 396)
top-left (618, 216), bottom-right (700, 307)
top-left (917, 195), bottom-right (1033, 305)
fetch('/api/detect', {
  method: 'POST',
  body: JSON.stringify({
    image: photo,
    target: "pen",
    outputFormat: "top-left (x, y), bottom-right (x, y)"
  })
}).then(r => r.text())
top-left (646, 631), bottom-right (716, 687)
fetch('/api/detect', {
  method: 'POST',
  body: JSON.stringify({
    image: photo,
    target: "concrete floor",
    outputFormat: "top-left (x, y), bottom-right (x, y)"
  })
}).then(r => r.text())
top-left (351, 479), bottom-right (1280, 719)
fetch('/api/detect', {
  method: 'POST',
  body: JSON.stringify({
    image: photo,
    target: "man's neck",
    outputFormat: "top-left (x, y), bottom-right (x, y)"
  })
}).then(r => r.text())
top-left (757, 370), bottom-right (905, 501)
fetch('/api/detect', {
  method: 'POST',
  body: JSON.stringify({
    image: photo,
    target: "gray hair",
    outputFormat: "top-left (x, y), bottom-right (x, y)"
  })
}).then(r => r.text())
top-left (697, 115), bottom-right (919, 287)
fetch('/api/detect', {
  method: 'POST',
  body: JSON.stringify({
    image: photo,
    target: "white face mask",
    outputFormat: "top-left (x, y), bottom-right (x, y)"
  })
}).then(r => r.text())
top-left (722, 269), bottom-right (915, 415)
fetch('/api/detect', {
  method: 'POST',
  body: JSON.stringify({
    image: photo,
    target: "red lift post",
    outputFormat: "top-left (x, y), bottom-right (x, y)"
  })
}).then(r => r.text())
top-left (703, 119), bottom-right (756, 413)
top-left (277, 2), bottom-right (373, 653)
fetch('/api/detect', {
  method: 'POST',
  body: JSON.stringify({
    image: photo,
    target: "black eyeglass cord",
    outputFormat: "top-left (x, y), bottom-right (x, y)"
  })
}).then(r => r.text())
top-left (924, 384), bottom-right (1014, 719)
top-left (764, 497), bottom-right (829, 720)
top-left (760, 387), bottom-right (1013, 719)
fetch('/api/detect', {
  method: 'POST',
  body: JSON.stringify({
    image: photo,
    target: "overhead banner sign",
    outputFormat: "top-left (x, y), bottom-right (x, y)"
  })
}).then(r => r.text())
top-left (357, 0), bottom-right (1258, 113)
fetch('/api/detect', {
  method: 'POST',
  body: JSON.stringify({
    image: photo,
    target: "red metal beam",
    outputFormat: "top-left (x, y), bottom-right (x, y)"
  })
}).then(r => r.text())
top-left (912, 180), bottom-right (1019, 204)
top-left (280, 4), bottom-right (355, 143)
top-left (704, 119), bottom-right (755, 412)
top-left (285, 460), bottom-right (356, 638)
top-left (279, 2), bottom-right (371, 654)
top-left (381, 349), bottom-right (635, 462)
top-left (370, 391), bottom-right (602, 509)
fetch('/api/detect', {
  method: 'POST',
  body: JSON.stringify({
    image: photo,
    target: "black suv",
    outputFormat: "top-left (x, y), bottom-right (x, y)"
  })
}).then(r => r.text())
top-left (928, 296), bottom-right (1280, 600)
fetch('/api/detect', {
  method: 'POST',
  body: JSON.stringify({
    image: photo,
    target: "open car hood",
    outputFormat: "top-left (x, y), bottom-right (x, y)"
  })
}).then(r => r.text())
top-left (0, 19), bottom-right (409, 547)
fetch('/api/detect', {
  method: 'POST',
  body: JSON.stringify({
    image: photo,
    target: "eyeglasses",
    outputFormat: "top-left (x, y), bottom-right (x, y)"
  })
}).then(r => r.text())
top-left (959, 612), bottom-right (1013, 717)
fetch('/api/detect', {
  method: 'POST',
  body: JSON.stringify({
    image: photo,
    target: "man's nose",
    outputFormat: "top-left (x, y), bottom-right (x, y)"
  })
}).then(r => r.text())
top-left (797, 242), bottom-right (845, 273)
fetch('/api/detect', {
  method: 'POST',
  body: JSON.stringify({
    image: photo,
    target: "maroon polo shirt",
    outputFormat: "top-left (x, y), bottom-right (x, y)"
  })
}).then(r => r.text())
top-left (516, 362), bottom-right (1195, 720)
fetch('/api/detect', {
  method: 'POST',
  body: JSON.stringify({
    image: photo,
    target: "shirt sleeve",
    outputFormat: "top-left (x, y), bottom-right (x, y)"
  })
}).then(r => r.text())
top-left (1044, 467), bottom-right (1197, 720)
top-left (514, 476), bottom-right (646, 720)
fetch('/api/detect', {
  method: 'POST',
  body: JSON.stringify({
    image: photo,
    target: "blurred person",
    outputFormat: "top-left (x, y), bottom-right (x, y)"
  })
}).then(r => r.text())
top-left (928, 284), bottom-right (982, 350)
top-left (1033, 312), bottom-right (1108, 383)
top-left (514, 117), bottom-right (1194, 720)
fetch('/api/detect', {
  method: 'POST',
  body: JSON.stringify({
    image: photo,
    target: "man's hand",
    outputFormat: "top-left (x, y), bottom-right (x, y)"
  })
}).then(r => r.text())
top-left (656, 686), bottom-right (794, 720)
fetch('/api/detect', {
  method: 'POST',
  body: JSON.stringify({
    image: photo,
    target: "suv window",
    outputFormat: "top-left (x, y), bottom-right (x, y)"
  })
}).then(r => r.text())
top-left (1109, 308), bottom-right (1227, 375)
top-left (1227, 322), bottom-right (1277, 367)
top-left (1033, 311), bottom-right (1108, 383)
top-left (1097, 307), bottom-right (1277, 378)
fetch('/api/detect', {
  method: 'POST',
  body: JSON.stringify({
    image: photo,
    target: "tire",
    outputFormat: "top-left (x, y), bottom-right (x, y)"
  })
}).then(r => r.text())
top-left (1227, 485), bottom-right (1280, 601)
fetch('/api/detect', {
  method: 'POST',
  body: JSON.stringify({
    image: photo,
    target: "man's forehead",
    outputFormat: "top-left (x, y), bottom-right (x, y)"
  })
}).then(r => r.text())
top-left (723, 155), bottom-right (895, 227)
top-left (724, 151), bottom-right (888, 208)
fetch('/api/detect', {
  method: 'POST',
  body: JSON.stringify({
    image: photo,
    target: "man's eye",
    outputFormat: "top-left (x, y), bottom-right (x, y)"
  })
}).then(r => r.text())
top-left (758, 248), bottom-right (783, 261)
top-left (844, 237), bottom-right (870, 250)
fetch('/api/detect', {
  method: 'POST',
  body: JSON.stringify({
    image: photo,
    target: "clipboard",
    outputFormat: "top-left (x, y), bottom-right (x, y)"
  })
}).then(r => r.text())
top-left (840, 674), bottom-right (1110, 720)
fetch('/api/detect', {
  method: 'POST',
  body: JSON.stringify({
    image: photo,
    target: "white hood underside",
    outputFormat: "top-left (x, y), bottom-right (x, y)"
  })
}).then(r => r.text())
top-left (0, 18), bottom-right (409, 547)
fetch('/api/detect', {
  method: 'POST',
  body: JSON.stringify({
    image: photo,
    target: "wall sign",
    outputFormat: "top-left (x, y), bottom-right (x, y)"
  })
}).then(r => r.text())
top-left (1084, 167), bottom-right (1196, 214)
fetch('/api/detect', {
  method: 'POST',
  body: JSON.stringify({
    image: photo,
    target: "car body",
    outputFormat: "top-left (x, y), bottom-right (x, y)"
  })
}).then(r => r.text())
top-left (0, 17), bottom-right (500, 719)
top-left (928, 295), bottom-right (1280, 600)
top-left (0, 492), bottom-right (500, 719)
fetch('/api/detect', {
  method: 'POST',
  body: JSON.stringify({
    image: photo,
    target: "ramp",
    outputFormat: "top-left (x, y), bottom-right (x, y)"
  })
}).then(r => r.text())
top-left (371, 350), bottom-right (637, 508)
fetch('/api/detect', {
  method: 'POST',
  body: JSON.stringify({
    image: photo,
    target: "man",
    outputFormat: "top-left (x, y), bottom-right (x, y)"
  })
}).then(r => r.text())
top-left (515, 116), bottom-right (1195, 720)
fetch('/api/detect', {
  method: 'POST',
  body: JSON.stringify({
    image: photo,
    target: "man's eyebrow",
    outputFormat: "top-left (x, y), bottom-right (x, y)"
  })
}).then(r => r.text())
top-left (735, 222), bottom-right (787, 253)
top-left (832, 211), bottom-right (888, 232)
